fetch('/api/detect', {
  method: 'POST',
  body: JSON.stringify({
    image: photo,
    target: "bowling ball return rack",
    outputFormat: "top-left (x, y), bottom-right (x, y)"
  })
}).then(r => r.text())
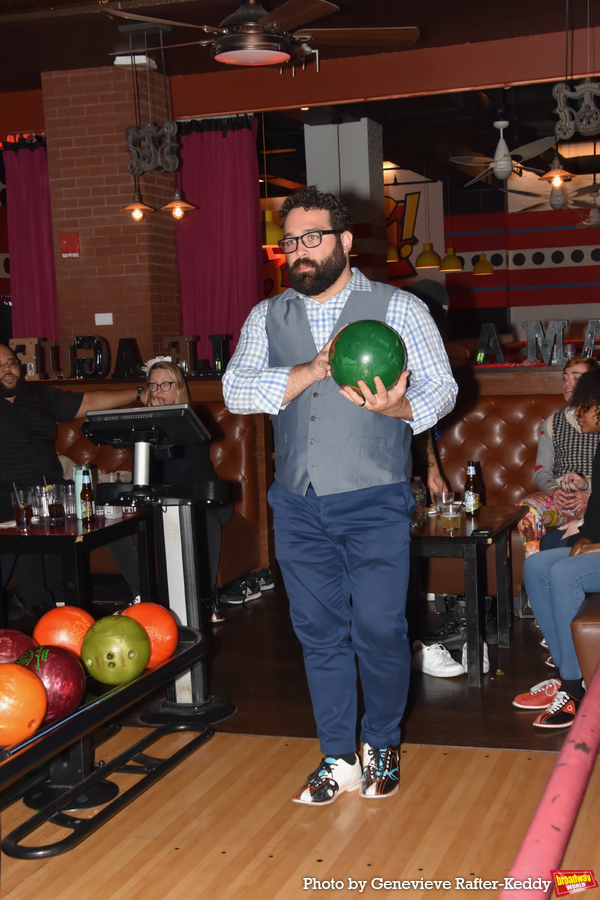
top-left (0, 627), bottom-right (213, 859)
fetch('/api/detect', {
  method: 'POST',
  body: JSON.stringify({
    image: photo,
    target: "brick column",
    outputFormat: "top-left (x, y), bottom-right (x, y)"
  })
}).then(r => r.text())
top-left (42, 66), bottom-right (181, 368)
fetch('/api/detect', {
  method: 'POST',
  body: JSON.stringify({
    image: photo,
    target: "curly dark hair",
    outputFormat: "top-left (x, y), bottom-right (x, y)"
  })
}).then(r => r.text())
top-left (570, 367), bottom-right (600, 421)
top-left (279, 185), bottom-right (352, 232)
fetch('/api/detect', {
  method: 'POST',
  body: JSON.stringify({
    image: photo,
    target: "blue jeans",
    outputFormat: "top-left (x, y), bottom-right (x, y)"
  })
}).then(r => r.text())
top-left (269, 479), bottom-right (413, 756)
top-left (523, 547), bottom-right (600, 680)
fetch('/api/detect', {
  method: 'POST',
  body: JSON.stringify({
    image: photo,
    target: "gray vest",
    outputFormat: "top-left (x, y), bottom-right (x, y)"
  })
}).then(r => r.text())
top-left (266, 282), bottom-right (413, 496)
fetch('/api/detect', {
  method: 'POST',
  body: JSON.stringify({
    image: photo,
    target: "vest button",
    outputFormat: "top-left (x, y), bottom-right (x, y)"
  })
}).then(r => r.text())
top-left (310, 415), bottom-right (316, 421)
top-left (313, 392), bottom-right (318, 397)
top-left (309, 439), bottom-right (315, 445)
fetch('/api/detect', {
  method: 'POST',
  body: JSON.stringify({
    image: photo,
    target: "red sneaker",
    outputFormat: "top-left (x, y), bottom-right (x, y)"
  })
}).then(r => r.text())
top-left (512, 678), bottom-right (561, 710)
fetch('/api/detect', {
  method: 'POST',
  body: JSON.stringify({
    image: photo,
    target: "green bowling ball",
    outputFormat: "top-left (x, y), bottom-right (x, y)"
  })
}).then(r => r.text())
top-left (81, 616), bottom-right (150, 686)
top-left (328, 319), bottom-right (406, 397)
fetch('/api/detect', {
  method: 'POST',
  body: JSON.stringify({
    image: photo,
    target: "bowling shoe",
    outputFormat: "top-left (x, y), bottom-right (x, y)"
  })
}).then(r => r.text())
top-left (292, 755), bottom-right (362, 805)
top-left (512, 678), bottom-right (561, 709)
top-left (533, 691), bottom-right (581, 728)
top-left (360, 744), bottom-right (399, 798)
top-left (219, 574), bottom-right (262, 605)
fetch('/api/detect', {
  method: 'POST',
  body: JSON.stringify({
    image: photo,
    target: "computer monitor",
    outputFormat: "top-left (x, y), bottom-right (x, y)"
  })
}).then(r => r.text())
top-left (82, 404), bottom-right (211, 451)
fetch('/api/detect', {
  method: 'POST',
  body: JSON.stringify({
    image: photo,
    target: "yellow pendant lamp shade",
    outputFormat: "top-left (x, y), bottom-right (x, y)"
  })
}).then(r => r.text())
top-left (262, 210), bottom-right (284, 248)
top-left (473, 253), bottom-right (494, 276)
top-left (415, 242), bottom-right (441, 269)
top-left (439, 247), bottom-right (463, 272)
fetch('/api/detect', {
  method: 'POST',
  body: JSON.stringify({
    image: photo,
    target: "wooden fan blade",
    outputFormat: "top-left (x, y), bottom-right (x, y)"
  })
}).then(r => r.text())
top-left (572, 183), bottom-right (600, 197)
top-left (570, 198), bottom-right (595, 208)
top-left (260, 0), bottom-right (339, 31)
top-left (517, 165), bottom-right (545, 175)
top-left (295, 26), bottom-right (419, 49)
top-left (107, 9), bottom-right (223, 34)
top-left (500, 187), bottom-right (542, 198)
top-left (464, 168), bottom-right (493, 187)
top-left (510, 135), bottom-right (556, 163)
top-left (110, 39), bottom-right (212, 55)
top-left (450, 156), bottom-right (493, 166)
top-left (518, 201), bottom-right (549, 212)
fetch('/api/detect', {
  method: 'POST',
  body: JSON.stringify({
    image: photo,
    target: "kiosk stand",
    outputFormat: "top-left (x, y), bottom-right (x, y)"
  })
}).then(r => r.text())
top-left (83, 405), bottom-right (235, 724)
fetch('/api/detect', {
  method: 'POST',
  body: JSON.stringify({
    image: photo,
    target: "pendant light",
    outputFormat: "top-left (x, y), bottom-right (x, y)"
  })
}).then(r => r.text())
top-left (261, 114), bottom-right (284, 248)
top-left (122, 176), bottom-right (154, 221)
top-left (162, 179), bottom-right (195, 219)
top-left (415, 166), bottom-right (441, 269)
top-left (473, 253), bottom-right (494, 276)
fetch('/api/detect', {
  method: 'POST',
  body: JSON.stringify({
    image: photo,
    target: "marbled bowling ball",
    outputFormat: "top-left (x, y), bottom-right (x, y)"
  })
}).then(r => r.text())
top-left (0, 629), bottom-right (37, 664)
top-left (122, 603), bottom-right (179, 669)
top-left (0, 664), bottom-right (47, 746)
top-left (33, 606), bottom-right (95, 659)
top-left (17, 645), bottom-right (86, 725)
top-left (328, 319), bottom-right (406, 397)
top-left (81, 616), bottom-right (150, 685)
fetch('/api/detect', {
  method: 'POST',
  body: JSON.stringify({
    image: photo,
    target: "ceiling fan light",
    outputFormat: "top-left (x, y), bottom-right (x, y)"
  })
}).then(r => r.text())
top-left (439, 247), bottom-right (463, 272)
top-left (213, 33), bottom-right (291, 66)
top-left (262, 209), bottom-right (284, 248)
top-left (473, 253), bottom-right (494, 276)
top-left (415, 242), bottom-right (441, 269)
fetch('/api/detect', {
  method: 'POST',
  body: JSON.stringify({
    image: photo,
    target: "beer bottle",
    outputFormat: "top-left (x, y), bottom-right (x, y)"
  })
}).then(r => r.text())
top-left (80, 469), bottom-right (95, 527)
top-left (464, 460), bottom-right (481, 517)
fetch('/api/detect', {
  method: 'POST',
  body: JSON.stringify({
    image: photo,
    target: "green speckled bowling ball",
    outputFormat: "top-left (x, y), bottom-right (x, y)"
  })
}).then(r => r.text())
top-left (81, 616), bottom-right (150, 685)
top-left (328, 319), bottom-right (406, 397)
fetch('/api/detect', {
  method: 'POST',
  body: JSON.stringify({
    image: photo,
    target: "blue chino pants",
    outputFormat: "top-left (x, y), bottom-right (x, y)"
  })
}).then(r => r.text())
top-left (523, 546), bottom-right (600, 680)
top-left (268, 479), bottom-right (414, 756)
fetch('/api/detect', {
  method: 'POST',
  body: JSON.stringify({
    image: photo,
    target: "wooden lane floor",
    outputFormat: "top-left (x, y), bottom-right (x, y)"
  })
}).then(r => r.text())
top-left (2, 728), bottom-right (600, 899)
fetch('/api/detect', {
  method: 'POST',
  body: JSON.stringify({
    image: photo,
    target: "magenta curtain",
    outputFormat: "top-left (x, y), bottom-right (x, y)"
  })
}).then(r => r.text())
top-left (3, 139), bottom-right (59, 341)
top-left (177, 116), bottom-right (263, 364)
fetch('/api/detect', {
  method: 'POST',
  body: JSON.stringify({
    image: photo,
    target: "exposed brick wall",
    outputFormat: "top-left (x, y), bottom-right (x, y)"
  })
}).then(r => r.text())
top-left (42, 66), bottom-right (181, 367)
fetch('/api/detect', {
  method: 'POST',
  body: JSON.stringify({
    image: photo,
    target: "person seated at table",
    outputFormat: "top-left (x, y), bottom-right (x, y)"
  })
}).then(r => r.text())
top-left (109, 359), bottom-right (231, 623)
top-left (518, 356), bottom-right (599, 558)
top-left (512, 367), bottom-right (600, 729)
top-left (0, 342), bottom-right (147, 621)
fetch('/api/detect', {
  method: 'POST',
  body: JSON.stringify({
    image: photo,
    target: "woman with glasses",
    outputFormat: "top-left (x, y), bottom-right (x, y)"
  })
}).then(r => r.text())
top-left (112, 360), bottom-right (231, 623)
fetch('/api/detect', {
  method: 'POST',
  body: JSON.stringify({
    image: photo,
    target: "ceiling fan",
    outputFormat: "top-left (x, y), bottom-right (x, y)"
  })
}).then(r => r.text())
top-left (107, 0), bottom-right (420, 68)
top-left (500, 181), bottom-right (593, 213)
top-left (450, 119), bottom-right (556, 188)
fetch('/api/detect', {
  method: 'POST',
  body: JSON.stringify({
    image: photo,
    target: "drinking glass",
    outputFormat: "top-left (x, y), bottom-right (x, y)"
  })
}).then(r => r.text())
top-left (440, 501), bottom-right (462, 530)
top-left (12, 488), bottom-right (32, 528)
top-left (432, 490), bottom-right (454, 514)
top-left (47, 485), bottom-right (65, 525)
top-left (63, 483), bottom-right (77, 517)
top-left (31, 485), bottom-right (49, 522)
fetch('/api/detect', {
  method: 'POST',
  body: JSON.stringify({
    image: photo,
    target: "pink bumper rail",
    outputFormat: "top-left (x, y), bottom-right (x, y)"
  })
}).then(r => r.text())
top-left (499, 659), bottom-right (600, 899)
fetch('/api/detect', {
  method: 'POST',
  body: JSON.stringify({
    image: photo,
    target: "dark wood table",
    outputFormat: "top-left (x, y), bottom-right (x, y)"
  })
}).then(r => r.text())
top-left (0, 509), bottom-right (156, 622)
top-left (410, 505), bottom-right (527, 686)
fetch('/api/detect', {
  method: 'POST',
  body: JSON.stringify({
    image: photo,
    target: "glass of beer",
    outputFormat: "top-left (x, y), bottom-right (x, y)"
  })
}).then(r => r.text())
top-left (47, 485), bottom-right (65, 525)
top-left (440, 501), bottom-right (462, 531)
top-left (12, 488), bottom-right (32, 528)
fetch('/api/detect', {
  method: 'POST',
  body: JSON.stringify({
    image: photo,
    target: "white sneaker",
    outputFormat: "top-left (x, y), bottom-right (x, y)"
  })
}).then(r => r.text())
top-left (461, 641), bottom-right (490, 674)
top-left (292, 755), bottom-right (362, 805)
top-left (411, 641), bottom-right (465, 677)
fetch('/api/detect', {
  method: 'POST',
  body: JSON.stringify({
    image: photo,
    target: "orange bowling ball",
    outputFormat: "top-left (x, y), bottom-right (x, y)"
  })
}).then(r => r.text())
top-left (33, 606), bottom-right (95, 659)
top-left (122, 603), bottom-right (179, 669)
top-left (0, 664), bottom-right (48, 747)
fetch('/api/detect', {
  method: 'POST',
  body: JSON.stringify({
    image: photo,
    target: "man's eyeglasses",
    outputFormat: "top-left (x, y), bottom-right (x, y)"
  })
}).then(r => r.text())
top-left (0, 359), bottom-right (20, 370)
top-left (278, 230), bottom-right (343, 254)
top-left (147, 381), bottom-right (175, 392)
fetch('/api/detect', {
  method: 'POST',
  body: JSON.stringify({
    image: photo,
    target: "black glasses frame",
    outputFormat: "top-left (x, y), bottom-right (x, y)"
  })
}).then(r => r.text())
top-left (277, 229), bottom-right (343, 254)
top-left (147, 381), bottom-right (175, 392)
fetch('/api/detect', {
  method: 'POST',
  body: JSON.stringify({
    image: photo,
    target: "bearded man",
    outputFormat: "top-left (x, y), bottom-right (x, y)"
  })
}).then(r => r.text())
top-left (0, 343), bottom-right (145, 617)
top-left (223, 187), bottom-right (457, 805)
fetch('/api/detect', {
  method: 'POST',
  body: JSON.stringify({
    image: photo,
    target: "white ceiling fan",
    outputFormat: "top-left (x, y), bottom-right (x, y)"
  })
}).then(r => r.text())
top-left (575, 175), bottom-right (600, 227)
top-left (107, 0), bottom-right (420, 68)
top-left (450, 119), bottom-right (556, 188)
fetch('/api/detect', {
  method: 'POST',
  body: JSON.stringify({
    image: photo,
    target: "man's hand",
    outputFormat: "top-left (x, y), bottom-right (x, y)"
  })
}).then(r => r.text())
top-left (339, 371), bottom-right (413, 420)
top-left (281, 340), bottom-right (333, 406)
top-left (570, 538), bottom-right (600, 556)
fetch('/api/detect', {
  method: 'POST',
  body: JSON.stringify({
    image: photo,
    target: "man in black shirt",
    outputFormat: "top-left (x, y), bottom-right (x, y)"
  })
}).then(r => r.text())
top-left (0, 343), bottom-right (145, 616)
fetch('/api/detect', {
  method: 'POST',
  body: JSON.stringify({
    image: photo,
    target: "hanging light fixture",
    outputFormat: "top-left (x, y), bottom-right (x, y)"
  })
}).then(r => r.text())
top-left (415, 165), bottom-right (441, 269)
top-left (473, 253), bottom-right (494, 276)
top-left (440, 247), bottom-right (463, 271)
top-left (162, 175), bottom-right (196, 219)
top-left (539, 155), bottom-right (573, 188)
top-left (122, 177), bottom-right (154, 221)
top-left (261, 113), bottom-right (284, 248)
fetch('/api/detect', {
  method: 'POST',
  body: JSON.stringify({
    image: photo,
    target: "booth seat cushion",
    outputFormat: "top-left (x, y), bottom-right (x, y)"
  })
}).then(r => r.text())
top-left (571, 592), bottom-right (600, 687)
top-left (425, 392), bottom-right (563, 597)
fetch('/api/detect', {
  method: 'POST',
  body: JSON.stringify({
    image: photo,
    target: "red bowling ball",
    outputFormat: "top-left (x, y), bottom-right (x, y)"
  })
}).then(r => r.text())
top-left (0, 664), bottom-right (47, 747)
top-left (33, 606), bottom-right (95, 659)
top-left (0, 629), bottom-right (37, 664)
top-left (122, 603), bottom-right (179, 669)
top-left (17, 645), bottom-right (86, 725)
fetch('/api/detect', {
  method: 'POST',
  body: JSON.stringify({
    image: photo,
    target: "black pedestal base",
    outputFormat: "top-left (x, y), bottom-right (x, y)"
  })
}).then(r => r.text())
top-left (139, 694), bottom-right (236, 726)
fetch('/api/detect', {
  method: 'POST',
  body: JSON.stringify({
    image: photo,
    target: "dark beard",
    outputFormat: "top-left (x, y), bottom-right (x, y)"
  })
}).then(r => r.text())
top-left (288, 236), bottom-right (347, 297)
top-left (0, 377), bottom-right (21, 399)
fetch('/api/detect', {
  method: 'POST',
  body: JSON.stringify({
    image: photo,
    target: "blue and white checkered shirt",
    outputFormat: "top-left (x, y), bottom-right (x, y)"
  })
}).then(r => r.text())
top-left (223, 269), bottom-right (457, 434)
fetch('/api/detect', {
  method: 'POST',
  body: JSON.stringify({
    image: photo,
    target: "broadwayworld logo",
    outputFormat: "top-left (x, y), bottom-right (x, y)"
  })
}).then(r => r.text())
top-left (551, 870), bottom-right (599, 896)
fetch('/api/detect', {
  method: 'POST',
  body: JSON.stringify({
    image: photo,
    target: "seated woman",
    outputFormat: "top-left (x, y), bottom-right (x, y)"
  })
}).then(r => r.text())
top-left (513, 367), bottom-right (600, 729)
top-left (518, 356), bottom-right (599, 557)
top-left (110, 359), bottom-right (232, 623)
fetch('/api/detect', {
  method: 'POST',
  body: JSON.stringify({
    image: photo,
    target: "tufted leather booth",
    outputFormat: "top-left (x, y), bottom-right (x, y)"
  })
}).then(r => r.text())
top-left (571, 592), bottom-right (600, 687)
top-left (425, 385), bottom-right (564, 599)
top-left (55, 401), bottom-right (262, 588)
